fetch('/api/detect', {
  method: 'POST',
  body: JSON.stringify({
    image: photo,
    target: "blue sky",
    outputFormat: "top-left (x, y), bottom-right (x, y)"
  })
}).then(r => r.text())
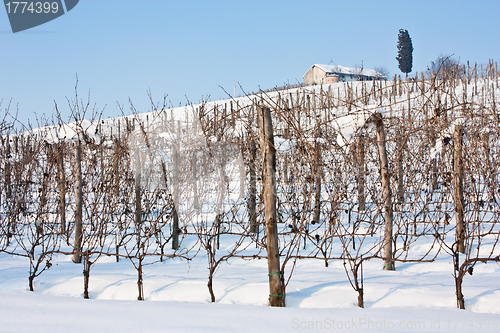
top-left (1, 0), bottom-right (499, 126)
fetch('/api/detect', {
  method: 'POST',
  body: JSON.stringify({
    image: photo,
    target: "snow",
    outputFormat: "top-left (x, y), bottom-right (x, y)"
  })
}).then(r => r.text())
top-left (24, 119), bottom-right (100, 144)
top-left (56, 119), bottom-right (100, 143)
top-left (1, 290), bottom-right (498, 333)
top-left (1, 239), bottom-right (499, 332)
top-left (310, 64), bottom-right (383, 78)
top-left (2, 77), bottom-right (500, 332)
top-left (333, 107), bottom-right (376, 147)
top-left (430, 139), bottom-right (443, 160)
top-left (429, 117), bottom-right (469, 160)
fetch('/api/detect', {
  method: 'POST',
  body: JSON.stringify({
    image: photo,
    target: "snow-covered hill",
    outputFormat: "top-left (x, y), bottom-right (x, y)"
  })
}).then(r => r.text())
top-left (1, 68), bottom-right (500, 332)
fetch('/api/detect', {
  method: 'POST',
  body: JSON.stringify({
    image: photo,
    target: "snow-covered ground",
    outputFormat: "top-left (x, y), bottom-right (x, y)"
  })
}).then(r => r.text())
top-left (1, 242), bottom-right (499, 332)
top-left (2, 77), bottom-right (500, 332)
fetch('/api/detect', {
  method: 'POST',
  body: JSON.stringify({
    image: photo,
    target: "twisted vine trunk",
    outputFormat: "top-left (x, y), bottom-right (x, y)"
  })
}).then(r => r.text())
top-left (137, 258), bottom-right (144, 301)
top-left (83, 253), bottom-right (90, 299)
top-left (28, 274), bottom-right (35, 292)
top-left (354, 262), bottom-right (364, 308)
top-left (455, 269), bottom-right (466, 309)
top-left (207, 265), bottom-right (216, 303)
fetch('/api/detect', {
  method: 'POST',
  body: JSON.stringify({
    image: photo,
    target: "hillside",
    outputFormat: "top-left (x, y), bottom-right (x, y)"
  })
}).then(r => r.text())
top-left (1, 62), bottom-right (500, 331)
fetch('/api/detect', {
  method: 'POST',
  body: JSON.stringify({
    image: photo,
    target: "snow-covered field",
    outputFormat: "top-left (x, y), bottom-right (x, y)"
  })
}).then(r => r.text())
top-left (2, 75), bottom-right (500, 332)
top-left (1, 239), bottom-right (499, 332)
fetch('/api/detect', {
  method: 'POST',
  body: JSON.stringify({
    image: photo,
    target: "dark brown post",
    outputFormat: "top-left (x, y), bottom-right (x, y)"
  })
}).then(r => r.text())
top-left (0, 139), bottom-right (2, 211)
top-left (453, 125), bottom-right (465, 253)
top-left (113, 138), bottom-right (122, 262)
top-left (135, 150), bottom-right (142, 237)
top-left (58, 143), bottom-right (66, 234)
top-left (259, 106), bottom-right (284, 307)
top-left (482, 133), bottom-right (496, 203)
top-left (357, 135), bottom-right (365, 211)
top-left (192, 151), bottom-right (200, 211)
top-left (431, 158), bottom-right (438, 190)
top-left (313, 140), bottom-right (322, 224)
top-left (134, 150), bottom-right (144, 301)
top-left (249, 140), bottom-right (257, 233)
top-left (72, 140), bottom-right (83, 263)
top-left (238, 143), bottom-right (245, 201)
top-left (4, 137), bottom-right (11, 237)
top-left (5, 137), bottom-right (11, 199)
top-left (172, 127), bottom-right (180, 250)
top-left (374, 113), bottom-right (394, 271)
top-left (284, 152), bottom-right (289, 184)
top-left (396, 133), bottom-right (405, 204)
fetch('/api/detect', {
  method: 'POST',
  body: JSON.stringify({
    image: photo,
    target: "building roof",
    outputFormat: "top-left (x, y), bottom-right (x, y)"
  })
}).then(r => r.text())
top-left (304, 64), bottom-right (384, 78)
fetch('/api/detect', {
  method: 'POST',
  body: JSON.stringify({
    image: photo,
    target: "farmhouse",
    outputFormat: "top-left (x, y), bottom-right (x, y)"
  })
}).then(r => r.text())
top-left (303, 64), bottom-right (386, 86)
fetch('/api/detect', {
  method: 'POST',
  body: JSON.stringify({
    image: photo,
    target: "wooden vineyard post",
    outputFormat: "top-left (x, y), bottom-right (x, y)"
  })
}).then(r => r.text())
top-left (249, 140), bottom-right (257, 233)
top-left (5, 137), bottom-right (11, 200)
top-left (284, 151), bottom-right (289, 184)
top-left (113, 138), bottom-right (122, 262)
top-left (134, 149), bottom-right (142, 242)
top-left (192, 150), bottom-right (200, 211)
top-left (4, 137), bottom-right (12, 239)
top-left (258, 106), bottom-right (285, 307)
top-left (482, 133), bottom-right (497, 203)
top-left (312, 139), bottom-right (322, 224)
top-left (72, 140), bottom-right (83, 264)
top-left (356, 135), bottom-right (365, 211)
top-left (134, 149), bottom-right (144, 301)
top-left (238, 143), bottom-right (245, 201)
top-left (431, 158), bottom-right (438, 190)
top-left (396, 133), bottom-right (405, 204)
top-left (172, 130), bottom-right (180, 250)
top-left (374, 113), bottom-right (395, 271)
top-left (58, 143), bottom-right (66, 234)
top-left (453, 125), bottom-right (465, 253)
top-left (0, 139), bottom-right (2, 211)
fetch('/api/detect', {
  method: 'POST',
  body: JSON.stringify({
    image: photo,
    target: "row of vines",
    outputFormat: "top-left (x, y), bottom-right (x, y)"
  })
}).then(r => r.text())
top-left (1, 61), bottom-right (499, 309)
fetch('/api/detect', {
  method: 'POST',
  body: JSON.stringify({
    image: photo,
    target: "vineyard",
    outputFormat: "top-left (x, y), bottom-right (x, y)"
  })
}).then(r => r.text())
top-left (1, 62), bottom-right (499, 310)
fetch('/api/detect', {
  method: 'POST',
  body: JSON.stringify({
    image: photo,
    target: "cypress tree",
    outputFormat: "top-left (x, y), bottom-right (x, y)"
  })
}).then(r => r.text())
top-left (396, 29), bottom-right (413, 77)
